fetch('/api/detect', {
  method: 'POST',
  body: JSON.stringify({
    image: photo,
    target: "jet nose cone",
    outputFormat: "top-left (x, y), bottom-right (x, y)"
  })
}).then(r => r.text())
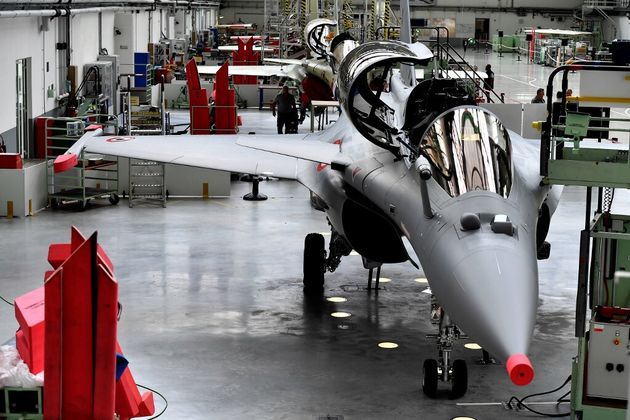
top-left (507, 354), bottom-right (534, 386)
top-left (423, 237), bottom-right (539, 386)
top-left (448, 247), bottom-right (538, 360)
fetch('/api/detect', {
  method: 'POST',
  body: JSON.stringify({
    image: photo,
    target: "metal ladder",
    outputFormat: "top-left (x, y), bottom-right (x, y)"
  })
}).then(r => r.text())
top-left (128, 159), bottom-right (166, 208)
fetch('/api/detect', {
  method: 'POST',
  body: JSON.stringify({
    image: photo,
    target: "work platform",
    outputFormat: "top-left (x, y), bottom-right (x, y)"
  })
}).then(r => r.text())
top-left (539, 64), bottom-right (630, 420)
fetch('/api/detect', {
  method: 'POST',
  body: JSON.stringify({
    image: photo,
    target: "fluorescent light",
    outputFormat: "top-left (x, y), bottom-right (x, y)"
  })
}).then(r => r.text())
top-left (326, 297), bottom-right (347, 303)
top-left (414, 277), bottom-right (428, 284)
top-left (378, 342), bottom-right (399, 349)
top-left (331, 312), bottom-right (351, 318)
top-left (464, 343), bottom-right (482, 350)
top-left (379, 277), bottom-right (391, 283)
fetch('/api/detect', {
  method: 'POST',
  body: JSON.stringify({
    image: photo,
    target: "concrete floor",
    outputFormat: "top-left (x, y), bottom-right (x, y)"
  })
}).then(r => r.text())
top-left (1, 50), bottom-right (630, 419)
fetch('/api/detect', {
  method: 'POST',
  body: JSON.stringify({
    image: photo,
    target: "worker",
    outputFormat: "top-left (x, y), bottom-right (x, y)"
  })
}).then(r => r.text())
top-left (271, 85), bottom-right (298, 134)
top-left (484, 64), bottom-right (495, 90)
top-left (531, 88), bottom-right (545, 103)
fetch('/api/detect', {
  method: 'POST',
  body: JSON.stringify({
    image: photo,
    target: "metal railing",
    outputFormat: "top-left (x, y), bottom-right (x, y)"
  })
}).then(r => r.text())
top-left (427, 27), bottom-right (505, 104)
top-left (44, 116), bottom-right (120, 208)
top-left (583, 0), bottom-right (627, 7)
top-left (540, 64), bottom-right (630, 178)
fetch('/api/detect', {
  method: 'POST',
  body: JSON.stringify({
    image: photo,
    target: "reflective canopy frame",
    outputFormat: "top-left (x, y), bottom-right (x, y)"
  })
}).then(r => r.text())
top-left (418, 107), bottom-right (513, 198)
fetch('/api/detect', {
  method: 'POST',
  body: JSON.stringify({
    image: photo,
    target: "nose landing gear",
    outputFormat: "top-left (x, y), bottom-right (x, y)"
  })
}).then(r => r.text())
top-left (423, 303), bottom-right (468, 399)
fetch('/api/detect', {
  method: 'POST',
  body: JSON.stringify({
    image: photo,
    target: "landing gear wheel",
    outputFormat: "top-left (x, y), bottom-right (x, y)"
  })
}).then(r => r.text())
top-left (109, 193), bottom-right (120, 205)
top-left (450, 359), bottom-right (468, 399)
top-left (50, 198), bottom-right (60, 210)
top-left (303, 233), bottom-right (325, 295)
top-left (422, 359), bottom-right (439, 398)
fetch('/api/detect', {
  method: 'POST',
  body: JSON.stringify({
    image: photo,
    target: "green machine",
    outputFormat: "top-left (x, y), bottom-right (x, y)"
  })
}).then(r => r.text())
top-left (570, 214), bottom-right (630, 420)
top-left (539, 64), bottom-right (630, 420)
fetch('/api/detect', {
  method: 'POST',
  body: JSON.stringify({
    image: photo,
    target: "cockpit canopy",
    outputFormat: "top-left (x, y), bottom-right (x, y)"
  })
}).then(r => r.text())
top-left (304, 19), bottom-right (337, 58)
top-left (337, 41), bottom-right (432, 155)
top-left (418, 107), bottom-right (512, 198)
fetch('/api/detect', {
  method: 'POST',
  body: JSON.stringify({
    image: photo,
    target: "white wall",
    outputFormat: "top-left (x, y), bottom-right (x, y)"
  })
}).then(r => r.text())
top-left (435, 0), bottom-right (582, 7)
top-left (412, 9), bottom-right (575, 39)
top-left (114, 11), bottom-right (164, 78)
top-left (71, 13), bottom-right (101, 83)
top-left (0, 17), bottom-right (57, 139)
top-left (150, 11), bottom-right (162, 43)
top-left (0, 7), bottom-right (183, 151)
top-left (114, 12), bottom-right (136, 75)
top-left (102, 12), bottom-right (116, 55)
top-left (609, 16), bottom-right (630, 41)
top-left (43, 17), bottom-right (58, 115)
top-left (217, 8), bottom-right (264, 29)
top-left (135, 11), bottom-right (150, 51)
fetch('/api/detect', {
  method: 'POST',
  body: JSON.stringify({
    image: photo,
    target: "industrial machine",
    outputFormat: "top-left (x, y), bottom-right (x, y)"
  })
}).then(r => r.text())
top-left (97, 54), bottom-right (120, 115)
top-left (81, 62), bottom-right (113, 115)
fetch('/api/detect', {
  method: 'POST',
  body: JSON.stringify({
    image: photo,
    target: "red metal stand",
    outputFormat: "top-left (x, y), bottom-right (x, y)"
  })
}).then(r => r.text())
top-left (232, 38), bottom-right (259, 85)
top-left (186, 59), bottom-right (239, 134)
top-left (12, 226), bottom-right (155, 419)
top-left (212, 62), bottom-right (238, 134)
top-left (186, 59), bottom-right (212, 135)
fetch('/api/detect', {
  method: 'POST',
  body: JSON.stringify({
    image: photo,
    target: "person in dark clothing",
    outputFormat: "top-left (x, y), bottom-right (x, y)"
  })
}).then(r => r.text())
top-left (271, 85), bottom-right (297, 134)
top-left (531, 88), bottom-right (545, 103)
top-left (484, 64), bottom-right (495, 90)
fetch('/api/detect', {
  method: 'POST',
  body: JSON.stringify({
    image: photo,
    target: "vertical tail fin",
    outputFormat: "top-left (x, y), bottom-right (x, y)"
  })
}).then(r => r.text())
top-left (399, 0), bottom-right (415, 86)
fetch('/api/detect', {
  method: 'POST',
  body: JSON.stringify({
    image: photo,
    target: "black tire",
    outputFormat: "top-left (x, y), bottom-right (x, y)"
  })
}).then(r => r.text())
top-left (422, 359), bottom-right (439, 398)
top-left (50, 198), bottom-right (60, 210)
top-left (303, 233), bottom-right (326, 294)
top-left (109, 193), bottom-right (120, 205)
top-left (450, 359), bottom-right (468, 399)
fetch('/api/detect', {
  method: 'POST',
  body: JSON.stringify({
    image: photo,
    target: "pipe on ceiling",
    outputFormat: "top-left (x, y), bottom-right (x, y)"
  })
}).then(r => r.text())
top-left (0, 1), bottom-right (219, 18)
top-left (0, 6), bottom-right (145, 17)
top-left (0, 0), bottom-right (154, 3)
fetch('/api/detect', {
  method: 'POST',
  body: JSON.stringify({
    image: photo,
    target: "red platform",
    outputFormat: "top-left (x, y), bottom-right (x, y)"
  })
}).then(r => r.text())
top-left (0, 153), bottom-right (23, 169)
top-left (14, 287), bottom-right (45, 374)
top-left (32, 226), bottom-right (154, 419)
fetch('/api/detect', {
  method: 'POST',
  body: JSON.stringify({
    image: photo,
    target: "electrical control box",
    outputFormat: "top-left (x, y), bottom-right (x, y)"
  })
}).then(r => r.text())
top-left (97, 54), bottom-right (120, 115)
top-left (586, 314), bottom-right (630, 400)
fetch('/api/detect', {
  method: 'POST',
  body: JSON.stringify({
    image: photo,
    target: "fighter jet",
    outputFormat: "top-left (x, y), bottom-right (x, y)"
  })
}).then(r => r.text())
top-left (53, 9), bottom-right (560, 399)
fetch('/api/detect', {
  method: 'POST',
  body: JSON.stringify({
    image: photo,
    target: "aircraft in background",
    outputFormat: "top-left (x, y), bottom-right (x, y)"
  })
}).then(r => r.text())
top-left (522, 28), bottom-right (592, 37)
top-left (199, 18), bottom-right (487, 107)
top-left (53, 10), bottom-right (560, 399)
top-left (215, 23), bottom-right (256, 30)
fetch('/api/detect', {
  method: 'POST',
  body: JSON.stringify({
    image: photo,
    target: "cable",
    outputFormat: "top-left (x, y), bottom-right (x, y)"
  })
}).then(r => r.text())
top-left (556, 390), bottom-right (571, 406)
top-left (137, 383), bottom-right (168, 419)
top-left (506, 375), bottom-right (571, 417)
top-left (0, 295), bottom-right (14, 306)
